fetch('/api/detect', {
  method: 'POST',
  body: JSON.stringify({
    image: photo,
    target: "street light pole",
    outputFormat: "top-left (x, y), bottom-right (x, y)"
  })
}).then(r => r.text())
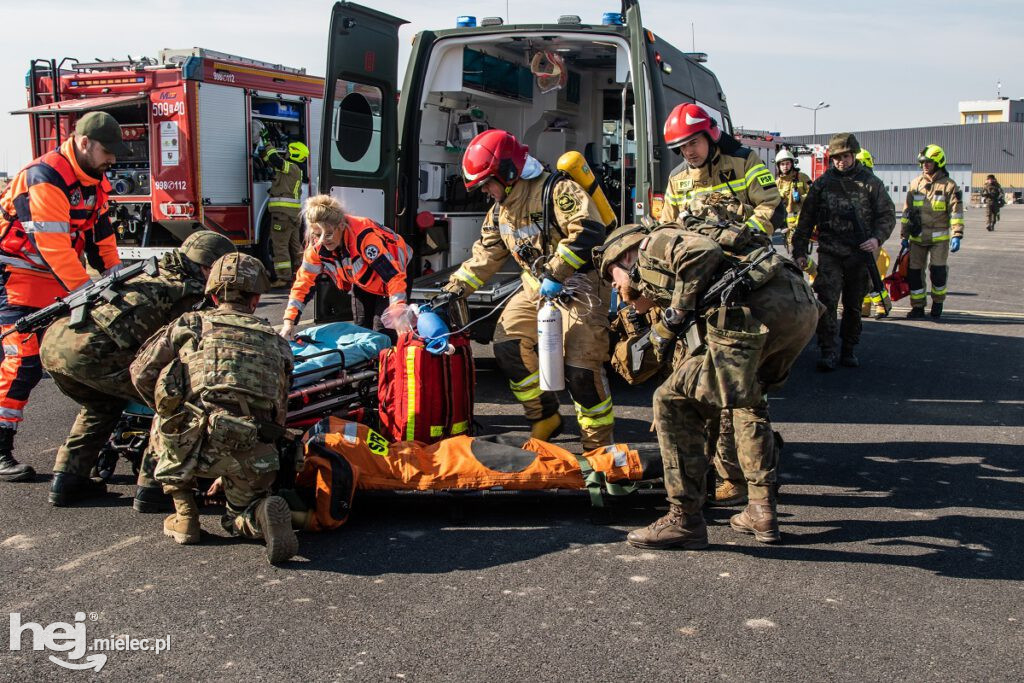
top-left (794, 101), bottom-right (830, 139)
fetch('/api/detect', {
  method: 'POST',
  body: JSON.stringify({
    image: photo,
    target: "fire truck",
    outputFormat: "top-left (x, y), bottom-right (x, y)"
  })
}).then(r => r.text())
top-left (15, 48), bottom-right (325, 262)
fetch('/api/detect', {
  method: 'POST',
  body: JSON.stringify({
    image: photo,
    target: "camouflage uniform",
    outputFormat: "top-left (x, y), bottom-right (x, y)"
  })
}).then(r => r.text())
top-left (792, 144), bottom-right (895, 359)
top-left (40, 251), bottom-right (210, 479)
top-left (981, 179), bottom-right (1003, 231)
top-left (130, 255), bottom-right (293, 540)
top-left (446, 172), bottom-right (613, 449)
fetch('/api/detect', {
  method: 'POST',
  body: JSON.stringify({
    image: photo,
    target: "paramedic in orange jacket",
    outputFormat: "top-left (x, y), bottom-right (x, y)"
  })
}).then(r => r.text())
top-left (0, 111), bottom-right (124, 481)
top-left (280, 194), bottom-right (412, 340)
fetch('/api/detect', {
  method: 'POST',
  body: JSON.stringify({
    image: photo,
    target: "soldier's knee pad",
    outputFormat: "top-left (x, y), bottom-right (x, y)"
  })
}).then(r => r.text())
top-left (906, 268), bottom-right (924, 290)
top-left (492, 339), bottom-right (531, 381)
top-left (928, 264), bottom-right (948, 287)
top-left (565, 365), bottom-right (605, 408)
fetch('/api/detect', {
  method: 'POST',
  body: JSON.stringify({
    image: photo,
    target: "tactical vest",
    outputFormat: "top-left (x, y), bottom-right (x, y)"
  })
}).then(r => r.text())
top-left (183, 311), bottom-right (289, 411)
top-left (88, 268), bottom-right (202, 350)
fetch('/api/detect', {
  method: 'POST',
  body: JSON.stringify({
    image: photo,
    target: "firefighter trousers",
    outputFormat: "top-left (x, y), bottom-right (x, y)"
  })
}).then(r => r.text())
top-left (907, 241), bottom-right (950, 307)
top-left (492, 273), bottom-right (613, 451)
top-left (269, 209), bottom-right (303, 283)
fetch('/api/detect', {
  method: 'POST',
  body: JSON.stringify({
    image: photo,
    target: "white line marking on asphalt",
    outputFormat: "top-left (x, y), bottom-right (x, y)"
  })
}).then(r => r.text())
top-left (745, 618), bottom-right (778, 629)
top-left (615, 552), bottom-right (658, 562)
top-left (629, 576), bottom-right (650, 583)
top-left (53, 535), bottom-right (143, 572)
top-left (1, 534), bottom-right (35, 549)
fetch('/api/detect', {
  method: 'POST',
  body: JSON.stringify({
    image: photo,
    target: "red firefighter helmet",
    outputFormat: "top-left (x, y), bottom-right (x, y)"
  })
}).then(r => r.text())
top-left (462, 129), bottom-right (529, 190)
top-left (664, 103), bottom-right (721, 148)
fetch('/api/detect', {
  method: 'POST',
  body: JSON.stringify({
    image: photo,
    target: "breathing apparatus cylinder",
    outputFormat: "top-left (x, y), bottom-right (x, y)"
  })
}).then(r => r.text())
top-left (557, 151), bottom-right (617, 227)
top-left (537, 298), bottom-right (565, 391)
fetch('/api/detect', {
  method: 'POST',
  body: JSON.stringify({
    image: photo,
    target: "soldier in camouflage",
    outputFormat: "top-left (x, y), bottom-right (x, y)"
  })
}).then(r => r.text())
top-left (595, 222), bottom-right (821, 548)
top-left (130, 253), bottom-right (297, 564)
top-left (40, 230), bottom-right (236, 506)
top-left (792, 133), bottom-right (895, 371)
top-left (981, 175), bottom-right (1004, 232)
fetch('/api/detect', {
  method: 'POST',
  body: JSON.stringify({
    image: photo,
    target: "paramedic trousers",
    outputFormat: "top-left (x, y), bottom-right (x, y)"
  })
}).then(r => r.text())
top-left (907, 241), bottom-right (950, 309)
top-left (491, 272), bottom-right (613, 451)
top-left (269, 209), bottom-right (303, 284)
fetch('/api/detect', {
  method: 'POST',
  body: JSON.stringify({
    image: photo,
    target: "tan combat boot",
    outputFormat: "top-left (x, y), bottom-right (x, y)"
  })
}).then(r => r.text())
top-left (729, 499), bottom-right (781, 543)
top-left (163, 490), bottom-right (201, 545)
top-left (626, 504), bottom-right (708, 550)
top-left (710, 480), bottom-right (747, 507)
top-left (529, 413), bottom-right (563, 442)
top-left (256, 495), bottom-right (299, 564)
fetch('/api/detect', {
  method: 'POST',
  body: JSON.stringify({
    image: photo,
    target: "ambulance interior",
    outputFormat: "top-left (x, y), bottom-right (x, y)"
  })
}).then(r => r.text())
top-left (412, 35), bottom-right (635, 275)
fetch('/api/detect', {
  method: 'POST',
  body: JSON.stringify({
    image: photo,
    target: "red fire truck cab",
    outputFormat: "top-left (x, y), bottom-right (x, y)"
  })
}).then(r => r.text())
top-left (16, 48), bottom-right (324, 262)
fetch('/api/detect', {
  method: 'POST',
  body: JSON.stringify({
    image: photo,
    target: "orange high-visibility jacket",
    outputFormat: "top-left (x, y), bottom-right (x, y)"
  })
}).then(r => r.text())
top-left (285, 215), bottom-right (412, 322)
top-left (0, 138), bottom-right (120, 308)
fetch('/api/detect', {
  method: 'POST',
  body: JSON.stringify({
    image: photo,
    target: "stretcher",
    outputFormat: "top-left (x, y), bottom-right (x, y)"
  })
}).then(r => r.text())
top-left (94, 322), bottom-right (391, 480)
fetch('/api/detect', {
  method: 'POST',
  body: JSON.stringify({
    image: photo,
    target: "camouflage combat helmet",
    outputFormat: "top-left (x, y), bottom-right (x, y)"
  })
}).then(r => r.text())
top-left (593, 223), bottom-right (650, 280)
top-left (179, 230), bottom-right (236, 268)
top-left (828, 132), bottom-right (861, 157)
top-left (205, 252), bottom-right (271, 302)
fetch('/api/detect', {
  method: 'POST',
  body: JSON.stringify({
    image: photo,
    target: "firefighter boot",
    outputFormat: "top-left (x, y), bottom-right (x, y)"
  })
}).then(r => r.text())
top-left (816, 350), bottom-right (838, 372)
top-left (840, 345), bottom-right (859, 368)
top-left (626, 505), bottom-right (709, 550)
top-left (164, 489), bottom-right (201, 545)
top-left (710, 480), bottom-right (747, 507)
top-left (256, 495), bottom-right (298, 564)
top-left (730, 499), bottom-right (781, 543)
top-left (530, 413), bottom-right (564, 442)
top-left (906, 307), bottom-right (926, 320)
top-left (930, 302), bottom-right (943, 319)
top-left (48, 473), bottom-right (106, 506)
top-left (0, 428), bottom-right (34, 482)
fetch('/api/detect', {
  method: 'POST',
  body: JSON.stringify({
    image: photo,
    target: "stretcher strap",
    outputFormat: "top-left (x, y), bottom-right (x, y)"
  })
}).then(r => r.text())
top-left (573, 453), bottom-right (638, 507)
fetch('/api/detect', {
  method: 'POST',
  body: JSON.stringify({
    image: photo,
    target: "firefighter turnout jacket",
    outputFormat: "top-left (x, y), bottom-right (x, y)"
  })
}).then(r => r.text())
top-left (660, 144), bottom-right (783, 236)
top-left (777, 168), bottom-right (812, 229)
top-left (0, 138), bottom-right (121, 310)
top-left (285, 216), bottom-right (412, 323)
top-left (451, 172), bottom-right (607, 293)
top-left (900, 169), bottom-right (964, 245)
top-left (263, 147), bottom-right (303, 217)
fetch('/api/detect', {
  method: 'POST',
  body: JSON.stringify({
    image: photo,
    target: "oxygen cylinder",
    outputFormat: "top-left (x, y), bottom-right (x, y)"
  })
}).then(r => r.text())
top-left (557, 151), bottom-right (617, 227)
top-left (537, 299), bottom-right (565, 391)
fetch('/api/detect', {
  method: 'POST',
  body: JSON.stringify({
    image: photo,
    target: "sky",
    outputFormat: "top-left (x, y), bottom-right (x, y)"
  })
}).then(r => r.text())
top-left (2, 0), bottom-right (1021, 172)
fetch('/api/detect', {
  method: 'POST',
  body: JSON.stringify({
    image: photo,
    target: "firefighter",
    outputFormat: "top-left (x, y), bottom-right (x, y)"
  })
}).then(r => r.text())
top-left (660, 103), bottom-right (784, 234)
top-left (657, 104), bottom-right (784, 508)
top-left (901, 145), bottom-right (964, 319)
top-left (279, 194), bottom-right (412, 341)
top-left (792, 133), bottom-right (895, 369)
top-left (594, 224), bottom-right (820, 547)
top-left (261, 134), bottom-right (308, 286)
top-left (0, 111), bottom-right (124, 482)
top-left (442, 129), bottom-right (614, 450)
top-left (981, 174), bottom-right (1003, 232)
top-left (856, 149), bottom-right (892, 319)
top-left (774, 148), bottom-right (811, 250)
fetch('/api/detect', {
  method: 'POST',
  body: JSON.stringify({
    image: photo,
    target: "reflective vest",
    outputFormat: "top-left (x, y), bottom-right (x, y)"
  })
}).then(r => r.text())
top-left (0, 138), bottom-right (120, 308)
top-left (266, 156), bottom-right (303, 215)
top-left (285, 215), bottom-right (412, 322)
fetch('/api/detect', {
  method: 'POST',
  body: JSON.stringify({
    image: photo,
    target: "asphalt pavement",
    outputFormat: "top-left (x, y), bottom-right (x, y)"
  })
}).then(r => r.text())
top-left (1, 206), bottom-right (1022, 681)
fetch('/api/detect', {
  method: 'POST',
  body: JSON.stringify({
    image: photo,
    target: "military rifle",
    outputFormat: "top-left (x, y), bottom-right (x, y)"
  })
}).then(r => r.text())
top-left (833, 181), bottom-right (893, 317)
top-left (0, 257), bottom-right (160, 340)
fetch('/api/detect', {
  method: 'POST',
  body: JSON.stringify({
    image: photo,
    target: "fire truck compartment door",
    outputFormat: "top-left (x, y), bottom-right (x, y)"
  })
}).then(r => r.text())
top-left (197, 82), bottom-right (248, 205)
top-left (11, 93), bottom-right (147, 115)
top-left (320, 2), bottom-right (406, 227)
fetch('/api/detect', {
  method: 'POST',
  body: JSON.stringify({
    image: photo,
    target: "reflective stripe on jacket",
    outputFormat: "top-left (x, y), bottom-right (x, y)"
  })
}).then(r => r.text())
top-left (285, 215), bottom-right (411, 322)
top-left (0, 138), bottom-right (120, 308)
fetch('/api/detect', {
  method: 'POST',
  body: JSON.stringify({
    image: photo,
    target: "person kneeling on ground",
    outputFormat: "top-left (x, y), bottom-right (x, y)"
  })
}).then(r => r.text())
top-left (130, 253), bottom-right (298, 564)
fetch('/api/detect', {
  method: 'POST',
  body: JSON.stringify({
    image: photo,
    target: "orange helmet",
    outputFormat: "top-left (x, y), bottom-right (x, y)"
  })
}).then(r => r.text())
top-left (664, 103), bottom-right (721, 148)
top-left (462, 129), bottom-right (529, 190)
